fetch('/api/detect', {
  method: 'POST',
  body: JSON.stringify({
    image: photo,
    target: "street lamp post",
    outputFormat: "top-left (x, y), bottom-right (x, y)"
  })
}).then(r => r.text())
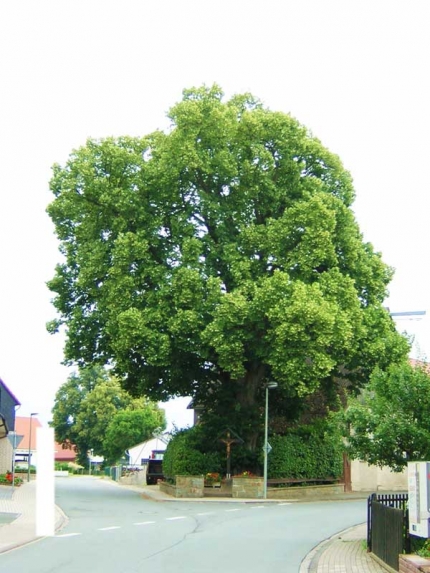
top-left (88, 449), bottom-right (93, 475)
top-left (27, 412), bottom-right (38, 482)
top-left (263, 382), bottom-right (278, 499)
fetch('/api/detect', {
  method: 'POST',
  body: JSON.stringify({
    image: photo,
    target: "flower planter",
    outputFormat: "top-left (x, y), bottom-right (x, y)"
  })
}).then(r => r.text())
top-left (204, 481), bottom-right (221, 488)
top-left (204, 473), bottom-right (221, 488)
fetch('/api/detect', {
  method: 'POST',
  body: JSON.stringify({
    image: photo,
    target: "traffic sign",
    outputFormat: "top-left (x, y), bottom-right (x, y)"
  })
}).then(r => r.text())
top-left (7, 432), bottom-right (24, 448)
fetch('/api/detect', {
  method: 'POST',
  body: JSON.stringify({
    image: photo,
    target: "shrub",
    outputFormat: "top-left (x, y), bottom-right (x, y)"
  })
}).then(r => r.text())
top-left (55, 462), bottom-right (70, 471)
top-left (15, 465), bottom-right (36, 474)
top-left (163, 419), bottom-right (343, 481)
top-left (267, 422), bottom-right (343, 480)
top-left (163, 428), bottom-right (223, 479)
top-left (0, 473), bottom-right (23, 486)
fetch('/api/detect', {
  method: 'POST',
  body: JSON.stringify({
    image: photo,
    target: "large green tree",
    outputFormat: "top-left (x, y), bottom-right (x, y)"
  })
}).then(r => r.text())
top-left (337, 361), bottom-right (430, 471)
top-left (47, 85), bottom-right (408, 450)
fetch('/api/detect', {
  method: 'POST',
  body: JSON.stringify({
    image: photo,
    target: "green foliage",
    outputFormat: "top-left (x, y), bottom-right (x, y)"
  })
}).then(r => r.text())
top-left (51, 365), bottom-right (163, 465)
top-left (14, 465), bottom-right (36, 474)
top-left (410, 536), bottom-right (430, 557)
top-left (50, 365), bottom-right (108, 465)
top-left (268, 421), bottom-right (344, 479)
top-left (103, 405), bottom-right (166, 464)
top-left (47, 85), bottom-right (409, 449)
top-left (73, 377), bottom-right (135, 456)
top-left (163, 428), bottom-right (223, 479)
top-left (54, 462), bottom-right (70, 471)
top-left (337, 361), bottom-right (430, 471)
top-left (15, 465), bottom-right (36, 475)
top-left (0, 473), bottom-right (23, 486)
top-left (157, 419), bottom-right (343, 481)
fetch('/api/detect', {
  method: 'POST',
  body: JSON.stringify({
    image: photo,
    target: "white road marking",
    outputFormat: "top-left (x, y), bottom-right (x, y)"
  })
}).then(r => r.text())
top-left (52, 503), bottom-right (296, 540)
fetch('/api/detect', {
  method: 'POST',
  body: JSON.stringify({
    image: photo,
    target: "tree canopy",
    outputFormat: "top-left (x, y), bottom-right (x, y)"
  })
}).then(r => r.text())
top-left (103, 407), bottom-right (165, 465)
top-left (336, 361), bottom-right (430, 471)
top-left (47, 85), bottom-right (408, 449)
top-left (51, 366), bottom-right (165, 465)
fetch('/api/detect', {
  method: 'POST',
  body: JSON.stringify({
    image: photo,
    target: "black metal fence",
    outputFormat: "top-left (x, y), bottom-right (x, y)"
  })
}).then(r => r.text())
top-left (367, 493), bottom-right (410, 571)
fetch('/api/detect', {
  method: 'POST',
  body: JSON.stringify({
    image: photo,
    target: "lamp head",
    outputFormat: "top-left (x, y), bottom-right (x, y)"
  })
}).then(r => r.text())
top-left (265, 382), bottom-right (278, 389)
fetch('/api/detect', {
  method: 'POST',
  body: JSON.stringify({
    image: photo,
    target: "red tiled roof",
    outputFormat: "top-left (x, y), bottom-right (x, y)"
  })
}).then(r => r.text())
top-left (409, 358), bottom-right (430, 372)
top-left (54, 442), bottom-right (77, 461)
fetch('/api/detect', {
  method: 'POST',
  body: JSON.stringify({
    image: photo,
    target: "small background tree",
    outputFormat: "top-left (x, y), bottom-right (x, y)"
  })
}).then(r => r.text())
top-left (103, 406), bottom-right (166, 465)
top-left (336, 361), bottom-right (430, 471)
top-left (51, 366), bottom-right (164, 465)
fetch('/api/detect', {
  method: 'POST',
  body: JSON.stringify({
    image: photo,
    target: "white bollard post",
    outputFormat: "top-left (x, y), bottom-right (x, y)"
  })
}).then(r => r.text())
top-left (36, 427), bottom-right (55, 537)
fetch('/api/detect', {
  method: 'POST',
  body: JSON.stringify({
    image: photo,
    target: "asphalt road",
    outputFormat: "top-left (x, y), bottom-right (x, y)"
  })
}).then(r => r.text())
top-left (0, 477), bottom-right (367, 573)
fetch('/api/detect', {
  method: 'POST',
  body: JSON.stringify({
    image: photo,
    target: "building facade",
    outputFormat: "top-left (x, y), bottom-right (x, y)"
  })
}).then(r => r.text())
top-left (0, 377), bottom-right (20, 473)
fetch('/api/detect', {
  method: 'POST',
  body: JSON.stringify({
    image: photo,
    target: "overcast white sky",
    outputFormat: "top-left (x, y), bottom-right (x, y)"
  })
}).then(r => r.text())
top-left (1, 1), bottom-right (429, 428)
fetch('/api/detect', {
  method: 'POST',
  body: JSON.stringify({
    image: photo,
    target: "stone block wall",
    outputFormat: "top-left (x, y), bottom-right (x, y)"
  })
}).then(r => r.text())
top-left (268, 483), bottom-right (344, 500)
top-left (119, 469), bottom-right (147, 486)
top-left (232, 477), bottom-right (264, 499)
top-left (159, 475), bottom-right (204, 498)
top-left (159, 481), bottom-right (176, 497)
top-left (0, 438), bottom-right (12, 474)
top-left (399, 554), bottom-right (430, 572)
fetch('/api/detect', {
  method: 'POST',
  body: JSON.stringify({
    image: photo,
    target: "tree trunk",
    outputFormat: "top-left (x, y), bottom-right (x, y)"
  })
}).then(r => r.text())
top-left (235, 364), bottom-right (267, 451)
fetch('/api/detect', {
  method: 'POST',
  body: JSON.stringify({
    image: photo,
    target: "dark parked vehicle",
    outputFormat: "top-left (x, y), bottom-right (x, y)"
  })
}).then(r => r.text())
top-left (146, 459), bottom-right (164, 485)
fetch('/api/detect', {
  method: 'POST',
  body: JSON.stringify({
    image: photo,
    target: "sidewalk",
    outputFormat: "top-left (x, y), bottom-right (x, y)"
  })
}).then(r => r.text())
top-left (299, 522), bottom-right (388, 572)
top-left (0, 480), bottom-right (387, 572)
top-left (0, 481), bottom-right (67, 554)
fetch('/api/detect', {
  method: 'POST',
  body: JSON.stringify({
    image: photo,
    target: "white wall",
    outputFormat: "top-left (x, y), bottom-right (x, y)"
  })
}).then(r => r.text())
top-left (391, 310), bottom-right (429, 360)
top-left (127, 437), bottom-right (168, 466)
top-left (351, 460), bottom-right (407, 491)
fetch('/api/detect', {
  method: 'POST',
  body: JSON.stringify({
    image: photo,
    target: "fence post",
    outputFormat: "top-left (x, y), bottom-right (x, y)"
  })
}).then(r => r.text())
top-left (404, 508), bottom-right (411, 554)
top-left (367, 493), bottom-right (376, 551)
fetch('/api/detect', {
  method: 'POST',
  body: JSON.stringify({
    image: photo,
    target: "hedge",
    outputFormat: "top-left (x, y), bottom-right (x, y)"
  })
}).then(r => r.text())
top-left (163, 421), bottom-right (343, 481)
top-left (268, 430), bottom-right (343, 480)
top-left (163, 428), bottom-right (223, 479)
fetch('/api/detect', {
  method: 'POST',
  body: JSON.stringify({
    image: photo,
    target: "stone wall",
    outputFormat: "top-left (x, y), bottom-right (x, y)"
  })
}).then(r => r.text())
top-left (268, 483), bottom-right (344, 500)
top-left (232, 477), bottom-right (264, 499)
top-left (399, 554), bottom-right (430, 572)
top-left (119, 469), bottom-right (147, 486)
top-left (159, 475), bottom-right (204, 498)
top-left (159, 481), bottom-right (176, 496)
top-left (0, 438), bottom-right (12, 474)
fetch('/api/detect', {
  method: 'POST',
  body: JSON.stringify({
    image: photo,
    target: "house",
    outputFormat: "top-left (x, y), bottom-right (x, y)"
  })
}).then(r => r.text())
top-left (0, 377), bottom-right (21, 473)
top-left (14, 416), bottom-right (42, 468)
top-left (127, 434), bottom-right (171, 467)
top-left (54, 441), bottom-right (77, 464)
top-left (187, 398), bottom-right (203, 426)
top-left (391, 310), bottom-right (429, 360)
